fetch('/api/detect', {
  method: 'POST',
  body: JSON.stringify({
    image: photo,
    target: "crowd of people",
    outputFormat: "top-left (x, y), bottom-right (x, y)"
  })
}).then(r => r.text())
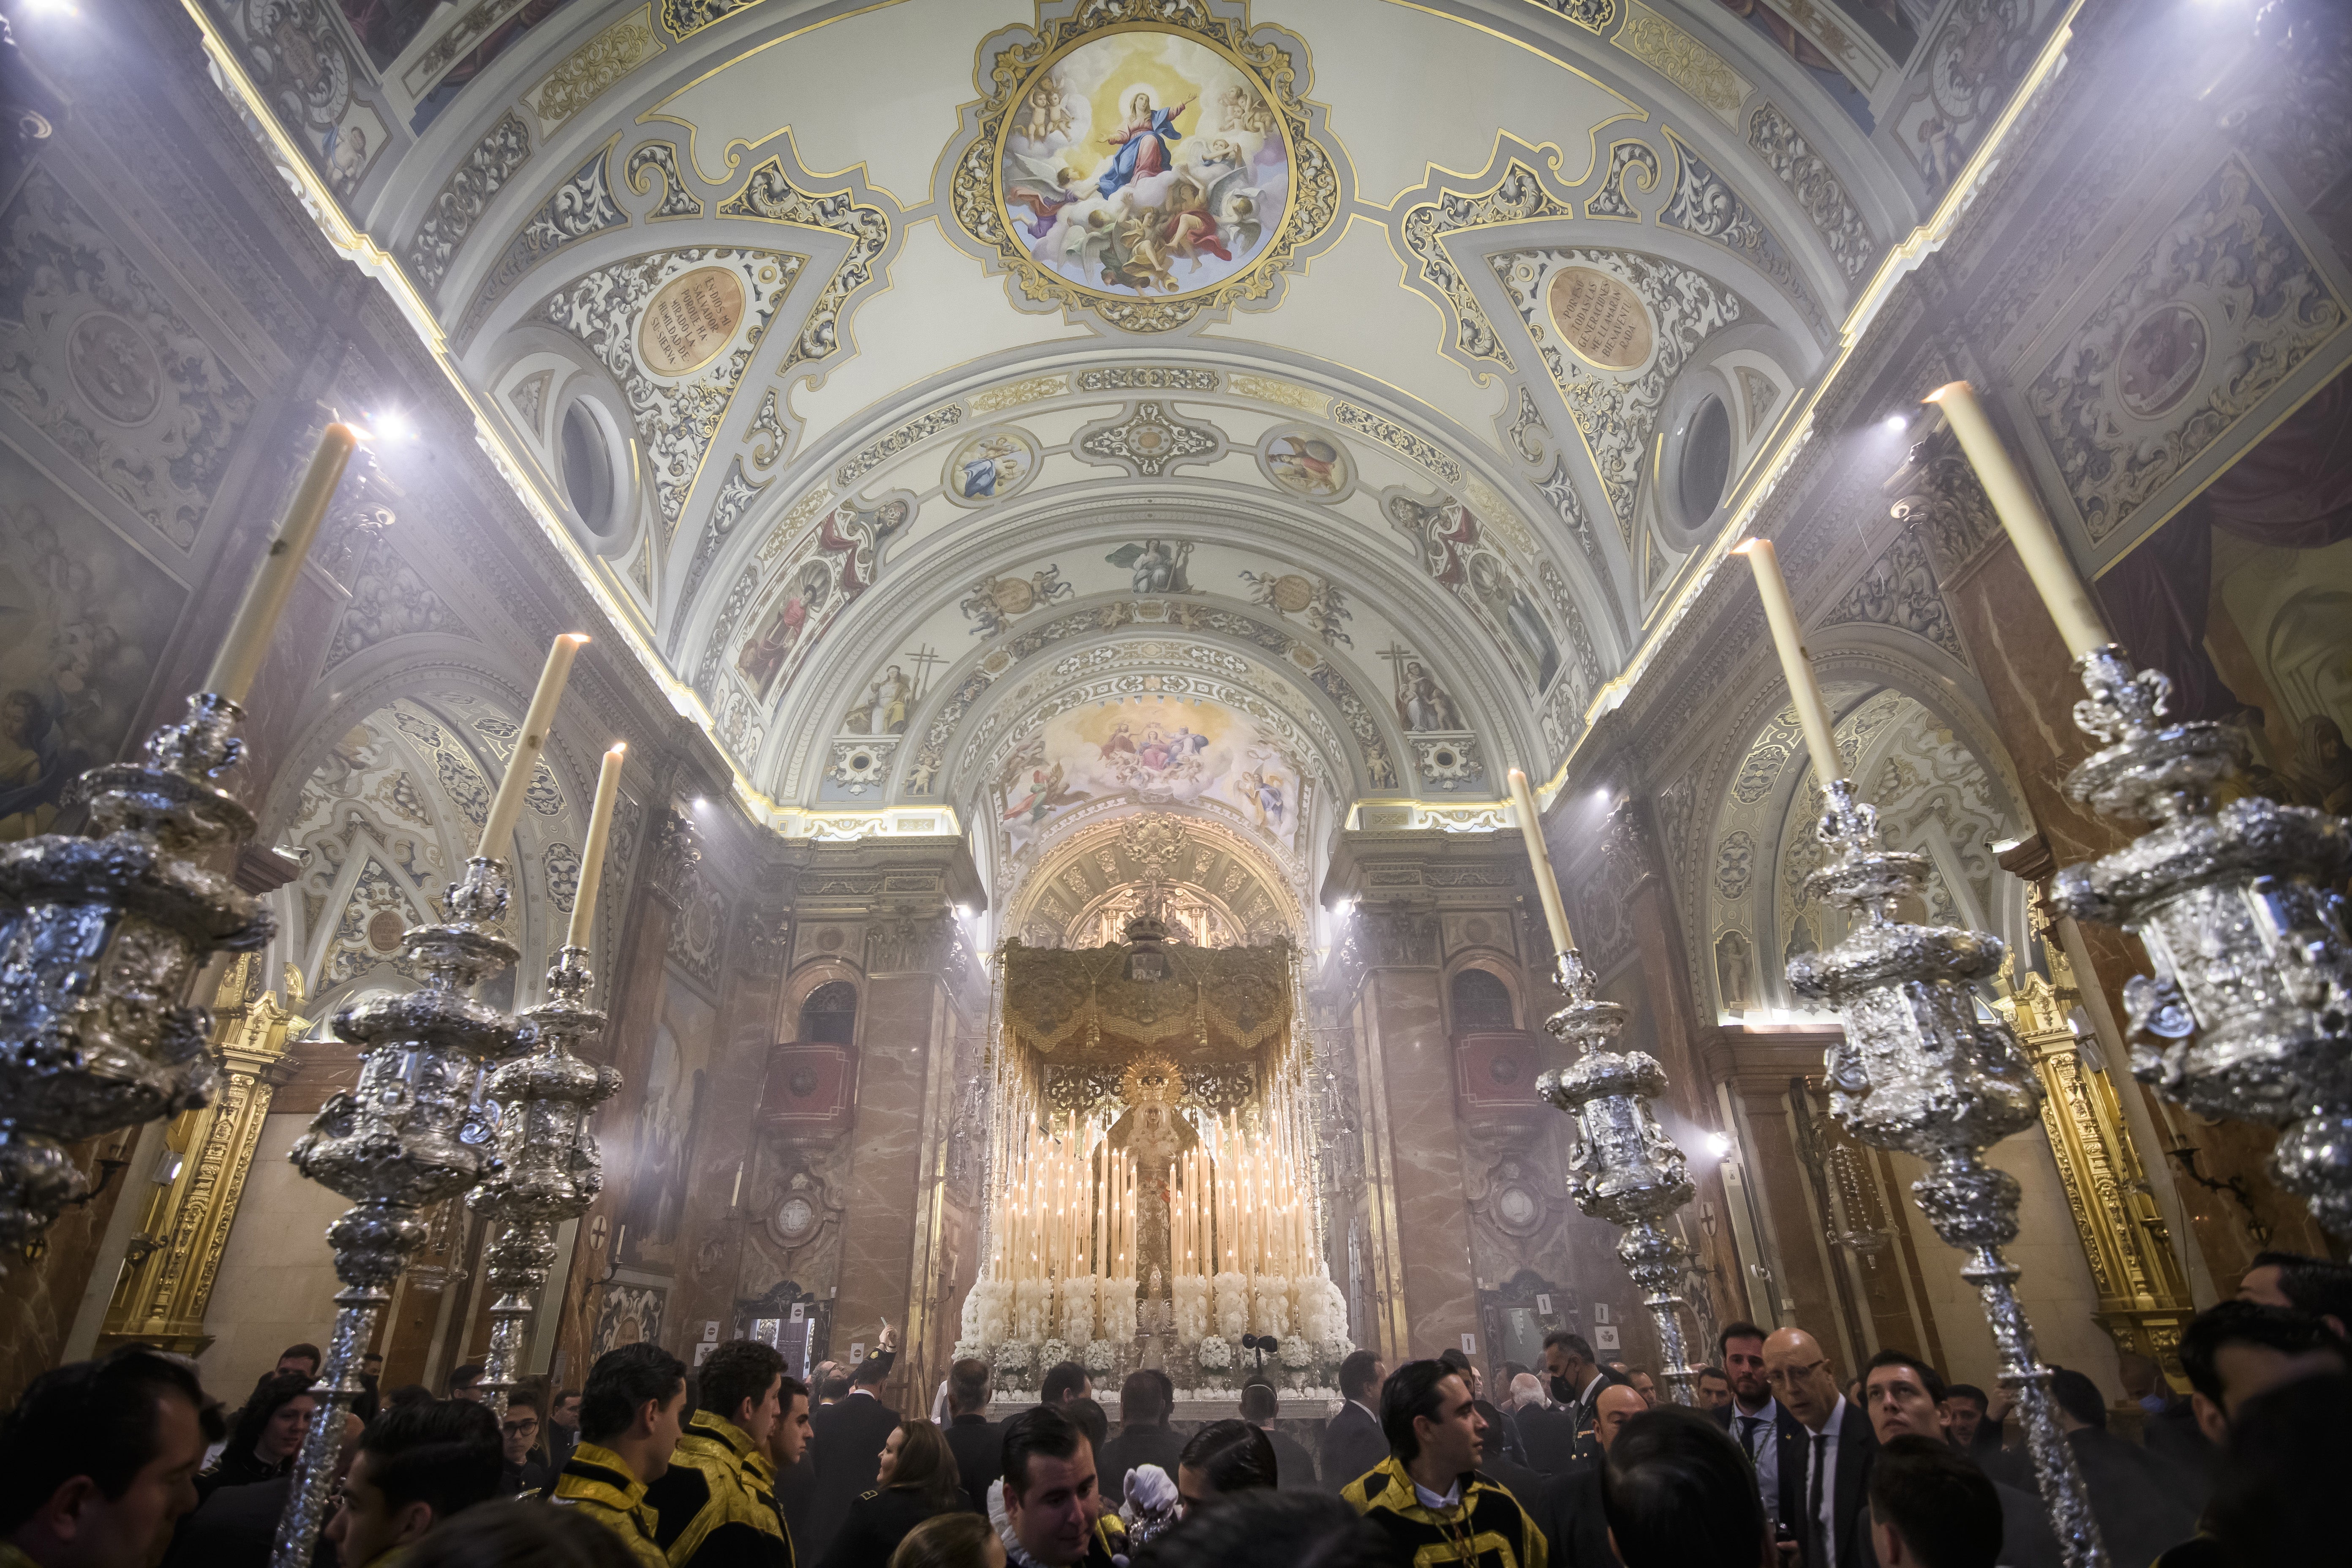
top-left (3, 1248), bottom-right (2344, 1568)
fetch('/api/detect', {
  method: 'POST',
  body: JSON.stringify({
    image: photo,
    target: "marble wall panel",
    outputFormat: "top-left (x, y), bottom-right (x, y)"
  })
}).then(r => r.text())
top-left (831, 969), bottom-right (940, 1406)
top-left (1367, 969), bottom-right (1479, 1359)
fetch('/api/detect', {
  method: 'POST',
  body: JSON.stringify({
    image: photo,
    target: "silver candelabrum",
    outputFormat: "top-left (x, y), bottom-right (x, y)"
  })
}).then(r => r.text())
top-left (272, 856), bottom-right (524, 1568)
top-left (1535, 949), bottom-right (1700, 1406)
top-left (468, 944), bottom-right (619, 1414)
top-left (1787, 779), bottom-right (2107, 1568)
top-left (2047, 645), bottom-right (2352, 1235)
top-left (0, 694), bottom-right (274, 1263)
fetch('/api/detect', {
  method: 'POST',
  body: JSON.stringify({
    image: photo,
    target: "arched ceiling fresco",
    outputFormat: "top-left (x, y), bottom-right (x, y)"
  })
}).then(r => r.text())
top-left (193, 0), bottom-right (2072, 902)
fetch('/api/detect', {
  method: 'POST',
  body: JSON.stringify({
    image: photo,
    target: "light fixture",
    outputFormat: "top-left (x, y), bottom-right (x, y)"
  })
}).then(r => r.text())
top-left (953, 904), bottom-right (972, 921)
top-left (1883, 413), bottom-right (1909, 433)
top-left (365, 408), bottom-right (417, 442)
top-left (1702, 1132), bottom-right (1732, 1160)
top-left (691, 796), bottom-right (709, 810)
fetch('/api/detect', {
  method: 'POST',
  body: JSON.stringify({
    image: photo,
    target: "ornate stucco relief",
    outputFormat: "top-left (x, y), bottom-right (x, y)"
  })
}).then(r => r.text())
top-left (2024, 158), bottom-right (2344, 544)
top-left (1490, 245), bottom-right (1747, 547)
top-left (408, 110), bottom-right (532, 295)
top-left (0, 172), bottom-right (255, 549)
top-left (539, 247), bottom-right (801, 538)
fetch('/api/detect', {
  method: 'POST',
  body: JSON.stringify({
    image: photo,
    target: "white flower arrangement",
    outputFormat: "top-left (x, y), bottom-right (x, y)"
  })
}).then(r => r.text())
top-left (1196, 1334), bottom-right (1233, 1371)
top-left (953, 1339), bottom-right (986, 1364)
top-left (1014, 1277), bottom-right (1052, 1343)
top-left (1100, 1278), bottom-right (1139, 1344)
top-left (1250, 1276), bottom-right (1292, 1338)
top-left (1084, 1337), bottom-right (1117, 1374)
top-left (1318, 1335), bottom-right (1353, 1370)
top-left (1214, 1272), bottom-right (1250, 1339)
top-left (1293, 1275), bottom-right (1348, 1344)
top-left (964, 1279), bottom-right (1014, 1347)
top-left (994, 1339), bottom-right (1034, 1376)
top-left (1171, 1275), bottom-right (1211, 1342)
top-left (1059, 1273), bottom-right (1098, 1345)
top-left (1039, 1338), bottom-right (1072, 1374)
top-left (1279, 1337), bottom-right (1312, 1369)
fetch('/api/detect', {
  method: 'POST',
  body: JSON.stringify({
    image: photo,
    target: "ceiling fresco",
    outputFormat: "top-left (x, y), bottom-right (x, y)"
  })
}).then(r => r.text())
top-left (190, 0), bottom-right (2072, 902)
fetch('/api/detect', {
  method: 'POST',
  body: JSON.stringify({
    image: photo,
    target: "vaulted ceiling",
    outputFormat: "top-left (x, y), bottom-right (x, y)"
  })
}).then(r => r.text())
top-left (195, 0), bottom-right (2069, 905)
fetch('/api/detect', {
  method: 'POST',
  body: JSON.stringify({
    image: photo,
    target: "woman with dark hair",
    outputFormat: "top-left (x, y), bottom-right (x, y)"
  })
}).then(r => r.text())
top-left (1602, 1403), bottom-right (1769, 1568)
top-left (1174, 1420), bottom-right (1278, 1514)
top-left (197, 1370), bottom-right (317, 1502)
top-left (817, 1416), bottom-right (976, 1568)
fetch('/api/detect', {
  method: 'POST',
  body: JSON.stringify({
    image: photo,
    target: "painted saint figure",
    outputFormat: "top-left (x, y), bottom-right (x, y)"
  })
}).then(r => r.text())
top-left (1097, 90), bottom-right (1191, 198)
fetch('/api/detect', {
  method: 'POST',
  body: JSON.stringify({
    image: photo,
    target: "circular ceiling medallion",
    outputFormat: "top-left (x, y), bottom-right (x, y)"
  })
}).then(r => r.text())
top-left (639, 266), bottom-right (746, 378)
top-left (367, 910), bottom-right (407, 953)
top-left (944, 427), bottom-right (1038, 505)
top-left (1266, 574), bottom-right (1315, 614)
top-left (2117, 302), bottom-right (2208, 419)
top-left (1261, 429), bottom-right (1348, 499)
top-left (1546, 266), bottom-right (1654, 371)
top-left (776, 1194), bottom-right (818, 1244)
top-left (990, 26), bottom-right (1298, 305)
top-left (68, 313), bottom-right (162, 426)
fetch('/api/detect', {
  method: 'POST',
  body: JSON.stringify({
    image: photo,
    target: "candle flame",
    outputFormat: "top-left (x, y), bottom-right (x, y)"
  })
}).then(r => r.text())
top-left (1923, 381), bottom-right (1971, 404)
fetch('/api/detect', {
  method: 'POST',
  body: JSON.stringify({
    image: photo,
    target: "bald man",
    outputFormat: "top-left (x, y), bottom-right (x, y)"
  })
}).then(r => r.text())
top-left (1765, 1328), bottom-right (1878, 1568)
top-left (1592, 1383), bottom-right (1647, 1454)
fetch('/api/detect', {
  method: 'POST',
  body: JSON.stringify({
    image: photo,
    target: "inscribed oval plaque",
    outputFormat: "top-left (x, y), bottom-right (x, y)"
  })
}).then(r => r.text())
top-left (639, 266), bottom-right (746, 377)
top-left (1546, 265), bottom-right (1654, 371)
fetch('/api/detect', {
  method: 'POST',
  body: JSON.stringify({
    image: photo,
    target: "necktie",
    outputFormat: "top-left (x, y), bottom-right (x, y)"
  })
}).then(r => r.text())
top-left (1737, 1415), bottom-right (1761, 1462)
top-left (1808, 1432), bottom-right (1830, 1568)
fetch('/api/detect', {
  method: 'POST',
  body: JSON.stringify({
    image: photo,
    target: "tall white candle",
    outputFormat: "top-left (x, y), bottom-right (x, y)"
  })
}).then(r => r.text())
top-left (1927, 381), bottom-right (2112, 657)
top-left (1507, 768), bottom-right (1575, 957)
top-left (479, 634), bottom-right (589, 858)
top-left (1734, 539), bottom-right (1844, 785)
top-left (206, 425), bottom-right (359, 703)
top-left (565, 743), bottom-right (626, 950)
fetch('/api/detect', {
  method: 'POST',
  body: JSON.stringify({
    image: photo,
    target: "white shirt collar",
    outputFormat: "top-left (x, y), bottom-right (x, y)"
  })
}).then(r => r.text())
top-left (1810, 1395), bottom-right (1848, 1439)
top-left (1578, 1371), bottom-right (1606, 1405)
top-left (1734, 1394), bottom-right (1779, 1423)
top-left (1413, 1478), bottom-right (1463, 1511)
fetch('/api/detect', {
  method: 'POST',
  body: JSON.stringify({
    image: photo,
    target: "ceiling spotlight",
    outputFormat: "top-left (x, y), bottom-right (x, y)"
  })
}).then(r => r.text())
top-left (369, 408), bottom-right (417, 442)
top-left (1702, 1131), bottom-right (1733, 1160)
top-left (1883, 412), bottom-right (1909, 433)
top-left (691, 796), bottom-right (709, 810)
top-left (21, 0), bottom-right (80, 15)
top-left (953, 904), bottom-right (972, 921)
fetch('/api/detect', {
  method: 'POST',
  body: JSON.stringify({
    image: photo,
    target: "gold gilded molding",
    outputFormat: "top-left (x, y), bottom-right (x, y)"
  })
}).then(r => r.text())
top-left (1614, 0), bottom-right (1751, 129)
top-left (719, 152), bottom-right (893, 382)
top-left (1227, 373), bottom-right (1328, 415)
top-left (1996, 903), bottom-right (2195, 1382)
top-left (661, 0), bottom-right (765, 41)
top-left (525, 4), bottom-right (666, 131)
top-left (97, 957), bottom-right (307, 1356)
top-left (969, 373), bottom-right (1070, 414)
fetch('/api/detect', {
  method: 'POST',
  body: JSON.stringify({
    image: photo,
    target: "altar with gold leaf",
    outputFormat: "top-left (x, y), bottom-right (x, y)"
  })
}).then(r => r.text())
top-left (957, 902), bottom-right (1351, 1397)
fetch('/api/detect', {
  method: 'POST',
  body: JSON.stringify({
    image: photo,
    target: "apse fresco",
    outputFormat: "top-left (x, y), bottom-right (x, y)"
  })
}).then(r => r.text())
top-left (996, 696), bottom-right (1302, 855)
top-left (997, 29), bottom-right (1290, 299)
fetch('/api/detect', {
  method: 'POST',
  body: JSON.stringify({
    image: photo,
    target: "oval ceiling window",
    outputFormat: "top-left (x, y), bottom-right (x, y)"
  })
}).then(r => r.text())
top-left (560, 400), bottom-right (615, 536)
top-left (1680, 395), bottom-right (1732, 528)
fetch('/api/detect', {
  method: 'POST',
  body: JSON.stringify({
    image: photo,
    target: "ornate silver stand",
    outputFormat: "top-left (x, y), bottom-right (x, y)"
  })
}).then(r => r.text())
top-left (0, 694), bottom-right (274, 1262)
top-left (468, 944), bottom-right (619, 1413)
top-left (272, 857), bottom-right (523, 1568)
top-left (1535, 949), bottom-right (1700, 1406)
top-left (2047, 646), bottom-right (2352, 1234)
top-left (1788, 779), bottom-right (2106, 1568)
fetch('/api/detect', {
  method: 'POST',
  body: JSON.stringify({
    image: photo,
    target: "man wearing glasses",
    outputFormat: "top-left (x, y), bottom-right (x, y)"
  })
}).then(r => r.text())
top-left (499, 1392), bottom-right (554, 1496)
top-left (1764, 1327), bottom-right (1877, 1568)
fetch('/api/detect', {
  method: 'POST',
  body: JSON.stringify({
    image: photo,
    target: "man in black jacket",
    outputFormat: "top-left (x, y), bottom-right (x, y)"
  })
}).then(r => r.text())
top-left (1095, 1370), bottom-right (1183, 1506)
top-left (800, 1350), bottom-right (900, 1560)
top-left (939, 1358), bottom-right (1001, 1513)
top-left (1318, 1350), bottom-right (1389, 1495)
top-left (1766, 1327), bottom-right (1877, 1568)
top-left (1862, 1349), bottom-right (2057, 1568)
top-left (1238, 1379), bottom-right (1318, 1489)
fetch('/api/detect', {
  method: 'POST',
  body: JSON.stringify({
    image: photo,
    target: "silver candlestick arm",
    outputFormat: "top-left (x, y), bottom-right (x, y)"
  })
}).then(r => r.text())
top-left (1788, 778), bottom-right (2107, 1568)
top-left (271, 856), bottom-right (524, 1568)
top-left (2046, 644), bottom-right (2352, 1233)
top-left (469, 944), bottom-right (621, 1414)
top-left (1535, 948), bottom-right (1701, 1406)
top-left (0, 693), bottom-right (275, 1263)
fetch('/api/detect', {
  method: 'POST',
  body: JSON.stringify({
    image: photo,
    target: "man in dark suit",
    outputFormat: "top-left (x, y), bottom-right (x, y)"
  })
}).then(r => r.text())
top-left (940, 1356), bottom-right (1001, 1513)
top-left (1766, 1327), bottom-right (1876, 1568)
top-left (801, 1348), bottom-right (901, 1560)
top-left (1319, 1349), bottom-right (1389, 1494)
top-left (1862, 1348), bottom-right (2058, 1568)
top-left (1541, 1330), bottom-right (1629, 1470)
top-left (1506, 1373), bottom-right (1582, 1476)
top-left (1239, 1379), bottom-right (1319, 1489)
